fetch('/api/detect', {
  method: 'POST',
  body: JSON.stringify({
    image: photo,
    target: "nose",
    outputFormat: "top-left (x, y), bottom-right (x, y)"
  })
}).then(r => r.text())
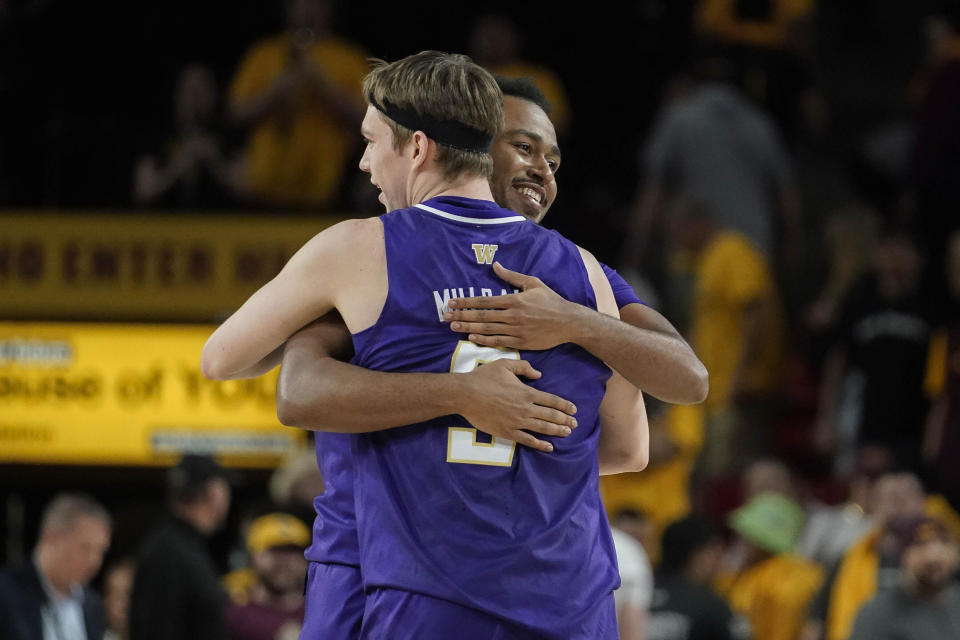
top-left (359, 147), bottom-right (370, 173)
top-left (528, 155), bottom-right (555, 185)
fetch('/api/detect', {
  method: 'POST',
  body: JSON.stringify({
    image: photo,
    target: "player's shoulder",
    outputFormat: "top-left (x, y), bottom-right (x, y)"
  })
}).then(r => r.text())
top-left (573, 242), bottom-right (602, 269)
top-left (296, 217), bottom-right (382, 264)
top-left (522, 222), bottom-right (579, 249)
top-left (313, 216), bottom-right (383, 244)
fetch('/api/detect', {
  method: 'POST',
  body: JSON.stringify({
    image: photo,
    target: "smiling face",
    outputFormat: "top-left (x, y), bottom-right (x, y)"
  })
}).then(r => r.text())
top-left (489, 96), bottom-right (561, 222)
top-left (359, 105), bottom-right (414, 212)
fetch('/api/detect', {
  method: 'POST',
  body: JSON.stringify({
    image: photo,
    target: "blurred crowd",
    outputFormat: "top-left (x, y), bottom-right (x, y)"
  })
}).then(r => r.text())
top-left (1, 454), bottom-right (325, 640)
top-left (3, 0), bottom-right (960, 639)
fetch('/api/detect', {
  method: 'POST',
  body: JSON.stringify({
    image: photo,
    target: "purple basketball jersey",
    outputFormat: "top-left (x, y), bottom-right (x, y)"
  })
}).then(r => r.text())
top-left (600, 262), bottom-right (645, 308)
top-left (350, 196), bottom-right (619, 637)
top-left (304, 432), bottom-right (358, 566)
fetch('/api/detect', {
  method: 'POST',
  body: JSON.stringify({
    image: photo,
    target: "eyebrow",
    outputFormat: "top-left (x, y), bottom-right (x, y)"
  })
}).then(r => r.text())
top-left (506, 129), bottom-right (562, 159)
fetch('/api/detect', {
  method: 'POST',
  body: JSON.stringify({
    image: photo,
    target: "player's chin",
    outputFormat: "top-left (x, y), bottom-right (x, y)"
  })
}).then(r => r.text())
top-left (508, 196), bottom-right (542, 222)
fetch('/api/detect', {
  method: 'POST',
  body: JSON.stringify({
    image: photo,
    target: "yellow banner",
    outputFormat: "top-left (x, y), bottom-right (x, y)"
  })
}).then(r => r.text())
top-left (0, 323), bottom-right (306, 467)
top-left (0, 212), bottom-right (347, 321)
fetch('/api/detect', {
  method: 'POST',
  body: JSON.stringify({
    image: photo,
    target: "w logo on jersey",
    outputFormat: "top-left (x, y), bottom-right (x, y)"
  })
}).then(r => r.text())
top-left (471, 244), bottom-right (498, 264)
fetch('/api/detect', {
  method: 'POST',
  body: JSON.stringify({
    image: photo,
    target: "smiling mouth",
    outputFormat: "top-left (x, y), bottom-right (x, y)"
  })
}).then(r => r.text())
top-left (513, 184), bottom-right (545, 207)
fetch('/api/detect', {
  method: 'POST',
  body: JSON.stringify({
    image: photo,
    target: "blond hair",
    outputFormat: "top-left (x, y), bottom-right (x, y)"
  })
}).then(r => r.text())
top-left (363, 51), bottom-right (503, 180)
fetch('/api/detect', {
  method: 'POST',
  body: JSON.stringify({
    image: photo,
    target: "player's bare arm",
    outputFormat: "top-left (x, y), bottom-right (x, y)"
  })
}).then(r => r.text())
top-left (581, 248), bottom-right (649, 473)
top-left (443, 261), bottom-right (708, 404)
top-left (597, 370), bottom-right (649, 475)
top-left (275, 315), bottom-right (578, 453)
top-left (201, 217), bottom-right (386, 381)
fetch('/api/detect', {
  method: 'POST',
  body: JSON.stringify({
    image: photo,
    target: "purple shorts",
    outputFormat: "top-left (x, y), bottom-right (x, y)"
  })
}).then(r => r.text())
top-left (359, 587), bottom-right (618, 640)
top-left (300, 561), bottom-right (364, 640)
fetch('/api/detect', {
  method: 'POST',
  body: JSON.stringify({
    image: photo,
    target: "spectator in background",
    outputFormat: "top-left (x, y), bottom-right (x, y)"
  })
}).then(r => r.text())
top-left (228, 0), bottom-right (368, 210)
top-left (926, 231), bottom-right (960, 510)
top-left (610, 525), bottom-right (654, 640)
top-left (612, 508), bottom-right (658, 563)
top-left (905, 8), bottom-right (960, 304)
top-left (743, 457), bottom-right (798, 501)
top-left (803, 471), bottom-right (928, 640)
top-left (469, 14), bottom-right (571, 136)
top-left (225, 513), bottom-right (309, 640)
top-left (797, 445), bottom-right (894, 569)
top-left (268, 448), bottom-right (324, 524)
top-left (669, 201), bottom-right (785, 480)
top-left (648, 516), bottom-right (749, 640)
top-left (133, 63), bottom-right (242, 209)
top-left (602, 404), bottom-right (705, 556)
top-left (102, 558), bottom-right (135, 640)
top-left (694, 0), bottom-right (814, 51)
top-left (849, 515), bottom-right (960, 639)
top-left (815, 229), bottom-right (933, 472)
top-left (130, 454), bottom-right (233, 640)
top-left (0, 493), bottom-right (111, 640)
top-left (805, 206), bottom-right (880, 335)
top-left (693, 0), bottom-right (820, 147)
top-left (622, 57), bottom-right (803, 289)
top-left (717, 492), bottom-right (823, 640)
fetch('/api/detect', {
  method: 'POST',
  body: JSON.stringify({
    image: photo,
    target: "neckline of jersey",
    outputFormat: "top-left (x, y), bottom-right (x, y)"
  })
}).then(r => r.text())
top-left (415, 196), bottom-right (527, 225)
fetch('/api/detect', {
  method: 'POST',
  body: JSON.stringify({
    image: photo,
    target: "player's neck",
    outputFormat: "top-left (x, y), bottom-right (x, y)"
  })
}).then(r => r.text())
top-left (412, 173), bottom-right (494, 206)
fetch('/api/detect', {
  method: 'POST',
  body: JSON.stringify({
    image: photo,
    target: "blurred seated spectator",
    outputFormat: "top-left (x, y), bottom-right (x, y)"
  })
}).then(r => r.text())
top-left (228, 0), bottom-right (368, 210)
top-left (648, 516), bottom-right (750, 640)
top-left (669, 202), bottom-right (785, 479)
top-left (268, 448), bottom-right (324, 524)
top-left (0, 493), bottom-right (112, 640)
top-left (849, 515), bottom-right (960, 639)
top-left (225, 513), bottom-right (309, 640)
top-left (803, 471), bottom-right (927, 640)
top-left (133, 63), bottom-right (243, 209)
top-left (717, 492), bottom-right (823, 640)
top-left (469, 14), bottom-right (571, 136)
top-left (610, 525), bottom-right (654, 640)
top-left (743, 457), bottom-right (798, 501)
top-left (796, 445), bottom-right (893, 569)
top-left (102, 558), bottom-right (135, 640)
top-left (815, 228), bottom-right (933, 472)
top-left (130, 454), bottom-right (233, 640)
top-left (601, 404), bottom-right (705, 555)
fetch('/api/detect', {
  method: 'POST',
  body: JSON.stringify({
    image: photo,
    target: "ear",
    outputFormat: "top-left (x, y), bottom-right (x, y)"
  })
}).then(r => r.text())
top-left (410, 130), bottom-right (433, 170)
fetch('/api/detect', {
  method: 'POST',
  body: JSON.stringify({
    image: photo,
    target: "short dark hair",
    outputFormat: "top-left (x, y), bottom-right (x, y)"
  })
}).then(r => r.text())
top-left (495, 75), bottom-right (552, 115)
top-left (659, 516), bottom-right (719, 574)
top-left (167, 454), bottom-right (234, 505)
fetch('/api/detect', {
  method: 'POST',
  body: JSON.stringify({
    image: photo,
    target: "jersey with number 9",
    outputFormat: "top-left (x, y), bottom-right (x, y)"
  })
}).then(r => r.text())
top-left (350, 196), bottom-right (617, 638)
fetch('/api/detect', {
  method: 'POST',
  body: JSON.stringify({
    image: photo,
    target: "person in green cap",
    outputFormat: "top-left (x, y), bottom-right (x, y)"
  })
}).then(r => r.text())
top-left (716, 491), bottom-right (824, 640)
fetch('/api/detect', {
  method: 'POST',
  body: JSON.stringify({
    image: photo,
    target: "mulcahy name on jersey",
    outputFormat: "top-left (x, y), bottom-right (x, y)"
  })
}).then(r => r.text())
top-left (432, 287), bottom-right (519, 322)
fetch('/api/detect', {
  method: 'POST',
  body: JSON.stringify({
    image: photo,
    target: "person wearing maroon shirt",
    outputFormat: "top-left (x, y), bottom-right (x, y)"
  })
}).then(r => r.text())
top-left (225, 513), bottom-right (309, 640)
